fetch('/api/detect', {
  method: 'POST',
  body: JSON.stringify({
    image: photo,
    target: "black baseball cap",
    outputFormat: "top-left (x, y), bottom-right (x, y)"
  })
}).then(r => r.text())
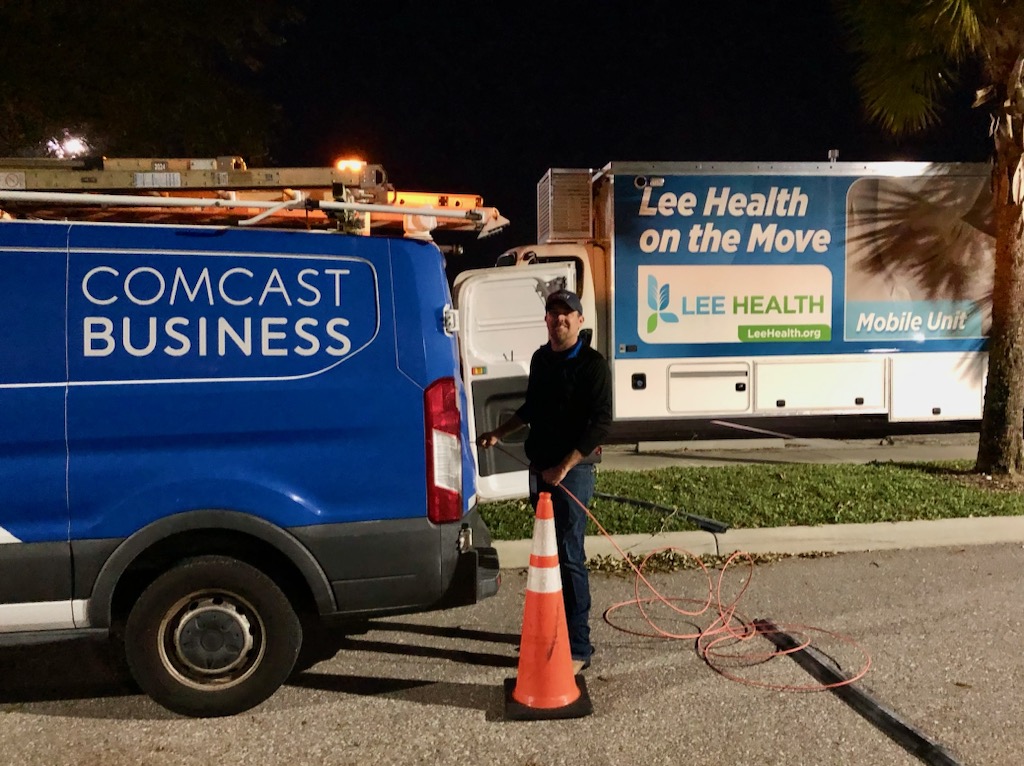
top-left (545, 288), bottom-right (583, 314)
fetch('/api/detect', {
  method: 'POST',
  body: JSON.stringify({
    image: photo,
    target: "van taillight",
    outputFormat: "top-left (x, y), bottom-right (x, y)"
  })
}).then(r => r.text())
top-left (424, 377), bottom-right (463, 524)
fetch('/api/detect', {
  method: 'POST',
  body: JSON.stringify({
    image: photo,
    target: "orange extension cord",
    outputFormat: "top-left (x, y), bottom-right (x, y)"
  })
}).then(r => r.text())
top-left (554, 481), bottom-right (873, 692)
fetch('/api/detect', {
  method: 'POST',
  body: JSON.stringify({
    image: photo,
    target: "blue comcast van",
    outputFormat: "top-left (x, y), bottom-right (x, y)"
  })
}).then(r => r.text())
top-left (0, 197), bottom-right (500, 717)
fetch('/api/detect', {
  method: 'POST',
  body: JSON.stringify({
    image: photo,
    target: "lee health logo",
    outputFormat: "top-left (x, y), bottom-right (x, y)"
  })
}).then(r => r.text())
top-left (647, 275), bottom-right (679, 332)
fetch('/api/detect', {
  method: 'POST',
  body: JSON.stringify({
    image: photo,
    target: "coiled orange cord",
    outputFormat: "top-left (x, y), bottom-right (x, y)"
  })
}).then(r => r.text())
top-left (560, 482), bottom-right (873, 691)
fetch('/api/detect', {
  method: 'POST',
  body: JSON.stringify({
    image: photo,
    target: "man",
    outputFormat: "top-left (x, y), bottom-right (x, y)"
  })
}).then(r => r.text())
top-left (478, 288), bottom-right (612, 673)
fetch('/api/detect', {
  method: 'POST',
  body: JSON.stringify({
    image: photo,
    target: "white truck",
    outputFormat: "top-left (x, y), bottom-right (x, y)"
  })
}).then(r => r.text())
top-left (454, 161), bottom-right (994, 500)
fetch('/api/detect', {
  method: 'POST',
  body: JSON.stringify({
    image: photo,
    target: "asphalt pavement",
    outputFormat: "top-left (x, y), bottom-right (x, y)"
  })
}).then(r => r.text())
top-left (493, 432), bottom-right (1024, 567)
top-left (3, 543), bottom-right (1022, 765)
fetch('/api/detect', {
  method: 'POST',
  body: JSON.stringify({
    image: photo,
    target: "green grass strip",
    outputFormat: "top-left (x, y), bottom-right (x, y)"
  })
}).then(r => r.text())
top-left (478, 460), bottom-right (1024, 540)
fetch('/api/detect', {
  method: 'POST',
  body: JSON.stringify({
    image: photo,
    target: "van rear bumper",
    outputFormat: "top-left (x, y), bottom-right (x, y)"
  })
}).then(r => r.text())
top-left (428, 540), bottom-right (499, 614)
top-left (437, 543), bottom-right (500, 609)
top-left (457, 507), bottom-right (501, 602)
top-left (475, 545), bottom-right (501, 600)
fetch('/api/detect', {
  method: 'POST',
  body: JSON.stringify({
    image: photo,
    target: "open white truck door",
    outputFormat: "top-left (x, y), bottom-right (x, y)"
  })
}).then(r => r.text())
top-left (453, 262), bottom-right (577, 501)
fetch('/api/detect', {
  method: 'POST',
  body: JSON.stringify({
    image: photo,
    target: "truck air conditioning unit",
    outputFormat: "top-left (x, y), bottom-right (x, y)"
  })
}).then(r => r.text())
top-left (537, 168), bottom-right (592, 243)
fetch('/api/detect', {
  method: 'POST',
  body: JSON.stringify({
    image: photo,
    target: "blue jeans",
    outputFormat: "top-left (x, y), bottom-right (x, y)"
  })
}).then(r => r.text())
top-left (530, 463), bottom-right (595, 662)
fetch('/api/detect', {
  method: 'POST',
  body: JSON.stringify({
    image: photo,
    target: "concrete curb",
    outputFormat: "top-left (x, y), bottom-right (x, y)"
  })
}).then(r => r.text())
top-left (492, 516), bottom-right (1024, 569)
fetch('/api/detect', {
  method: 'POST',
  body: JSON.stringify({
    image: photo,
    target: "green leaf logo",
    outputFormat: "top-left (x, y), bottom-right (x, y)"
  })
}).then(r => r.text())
top-left (646, 275), bottom-right (678, 332)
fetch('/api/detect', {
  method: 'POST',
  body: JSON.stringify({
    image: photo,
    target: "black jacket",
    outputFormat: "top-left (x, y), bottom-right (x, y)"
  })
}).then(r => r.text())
top-left (515, 340), bottom-right (612, 470)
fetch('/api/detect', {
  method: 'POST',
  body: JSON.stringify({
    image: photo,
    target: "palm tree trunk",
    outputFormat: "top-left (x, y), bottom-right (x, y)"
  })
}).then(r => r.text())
top-left (976, 54), bottom-right (1024, 474)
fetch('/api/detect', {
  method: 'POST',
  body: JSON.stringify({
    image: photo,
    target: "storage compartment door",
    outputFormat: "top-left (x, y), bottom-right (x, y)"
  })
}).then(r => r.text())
top-left (889, 352), bottom-right (985, 421)
top-left (667, 362), bottom-right (751, 414)
top-left (753, 359), bottom-right (887, 413)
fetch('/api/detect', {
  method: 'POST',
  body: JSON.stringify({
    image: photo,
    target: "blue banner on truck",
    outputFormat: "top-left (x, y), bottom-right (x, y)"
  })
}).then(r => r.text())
top-left (612, 170), bottom-right (994, 359)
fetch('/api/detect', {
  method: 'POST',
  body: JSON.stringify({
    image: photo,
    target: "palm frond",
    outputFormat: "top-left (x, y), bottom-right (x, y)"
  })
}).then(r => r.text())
top-left (836, 0), bottom-right (989, 137)
top-left (853, 51), bottom-right (949, 134)
top-left (920, 0), bottom-right (984, 61)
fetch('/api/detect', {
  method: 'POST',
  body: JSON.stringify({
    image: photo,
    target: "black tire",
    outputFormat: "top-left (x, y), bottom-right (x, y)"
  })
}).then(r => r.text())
top-left (124, 555), bottom-right (301, 717)
top-left (292, 620), bottom-right (350, 674)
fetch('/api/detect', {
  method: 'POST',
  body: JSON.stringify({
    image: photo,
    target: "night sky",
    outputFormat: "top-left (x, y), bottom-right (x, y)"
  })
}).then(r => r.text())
top-left (268, 2), bottom-right (991, 257)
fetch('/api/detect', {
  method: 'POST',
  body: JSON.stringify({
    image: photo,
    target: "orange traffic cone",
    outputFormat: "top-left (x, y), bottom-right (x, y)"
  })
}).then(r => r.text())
top-left (504, 491), bottom-right (593, 720)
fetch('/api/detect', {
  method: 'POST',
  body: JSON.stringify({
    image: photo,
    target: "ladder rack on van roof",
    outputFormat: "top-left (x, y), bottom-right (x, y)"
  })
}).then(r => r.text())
top-left (0, 155), bottom-right (509, 239)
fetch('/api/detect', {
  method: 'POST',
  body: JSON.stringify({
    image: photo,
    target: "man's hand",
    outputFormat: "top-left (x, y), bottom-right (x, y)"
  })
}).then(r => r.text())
top-left (541, 449), bottom-right (585, 486)
top-left (477, 416), bottom-right (524, 449)
top-left (540, 464), bottom-right (569, 486)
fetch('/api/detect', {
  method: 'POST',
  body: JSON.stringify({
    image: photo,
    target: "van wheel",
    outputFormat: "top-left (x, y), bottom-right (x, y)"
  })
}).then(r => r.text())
top-left (293, 621), bottom-right (350, 674)
top-left (124, 556), bottom-right (301, 718)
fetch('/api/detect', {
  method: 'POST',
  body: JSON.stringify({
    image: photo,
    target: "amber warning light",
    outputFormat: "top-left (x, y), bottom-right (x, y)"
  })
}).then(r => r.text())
top-left (334, 158), bottom-right (366, 172)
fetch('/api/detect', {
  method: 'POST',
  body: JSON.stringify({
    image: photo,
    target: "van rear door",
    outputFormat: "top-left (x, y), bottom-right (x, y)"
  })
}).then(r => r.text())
top-left (452, 262), bottom-right (576, 501)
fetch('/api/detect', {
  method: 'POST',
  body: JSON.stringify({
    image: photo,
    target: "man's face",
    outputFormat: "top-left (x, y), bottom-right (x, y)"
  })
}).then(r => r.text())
top-left (545, 301), bottom-right (583, 351)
